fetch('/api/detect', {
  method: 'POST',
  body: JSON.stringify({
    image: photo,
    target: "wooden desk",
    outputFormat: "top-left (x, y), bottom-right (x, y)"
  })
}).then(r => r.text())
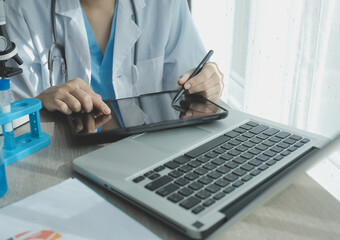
top-left (1, 111), bottom-right (340, 240)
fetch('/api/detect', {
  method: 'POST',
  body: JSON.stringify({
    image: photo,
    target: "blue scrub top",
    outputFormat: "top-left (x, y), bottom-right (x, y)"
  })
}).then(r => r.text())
top-left (82, 2), bottom-right (125, 128)
top-left (81, 1), bottom-right (118, 100)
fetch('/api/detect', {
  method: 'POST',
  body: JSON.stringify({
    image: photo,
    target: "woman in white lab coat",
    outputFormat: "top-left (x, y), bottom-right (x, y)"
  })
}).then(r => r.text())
top-left (5, 0), bottom-right (223, 115)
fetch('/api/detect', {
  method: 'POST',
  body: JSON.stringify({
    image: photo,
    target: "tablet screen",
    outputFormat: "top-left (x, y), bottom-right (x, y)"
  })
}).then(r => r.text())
top-left (68, 91), bottom-right (228, 136)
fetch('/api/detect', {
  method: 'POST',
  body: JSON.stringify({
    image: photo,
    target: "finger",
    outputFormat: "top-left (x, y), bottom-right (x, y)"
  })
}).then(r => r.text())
top-left (187, 72), bottom-right (220, 95)
top-left (91, 94), bottom-right (111, 115)
top-left (183, 63), bottom-right (216, 91)
top-left (59, 92), bottom-right (83, 113)
top-left (70, 88), bottom-right (94, 113)
top-left (54, 99), bottom-right (73, 115)
top-left (177, 69), bottom-right (195, 85)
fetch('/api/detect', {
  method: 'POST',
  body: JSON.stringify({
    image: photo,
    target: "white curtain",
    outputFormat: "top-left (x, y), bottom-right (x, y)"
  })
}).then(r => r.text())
top-left (243, 0), bottom-right (340, 138)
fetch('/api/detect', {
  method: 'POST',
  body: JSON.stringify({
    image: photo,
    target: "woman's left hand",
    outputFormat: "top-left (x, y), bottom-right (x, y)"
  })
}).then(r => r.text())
top-left (177, 62), bottom-right (224, 101)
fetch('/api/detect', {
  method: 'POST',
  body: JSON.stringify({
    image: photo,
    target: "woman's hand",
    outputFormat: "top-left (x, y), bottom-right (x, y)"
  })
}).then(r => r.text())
top-left (36, 78), bottom-right (111, 115)
top-left (177, 62), bottom-right (224, 101)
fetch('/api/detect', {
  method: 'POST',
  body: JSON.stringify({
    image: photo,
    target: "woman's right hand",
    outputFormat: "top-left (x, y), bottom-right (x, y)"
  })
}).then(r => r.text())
top-left (36, 78), bottom-right (111, 115)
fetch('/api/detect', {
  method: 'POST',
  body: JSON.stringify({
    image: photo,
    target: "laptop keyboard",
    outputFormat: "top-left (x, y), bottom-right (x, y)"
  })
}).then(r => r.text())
top-left (132, 121), bottom-right (310, 215)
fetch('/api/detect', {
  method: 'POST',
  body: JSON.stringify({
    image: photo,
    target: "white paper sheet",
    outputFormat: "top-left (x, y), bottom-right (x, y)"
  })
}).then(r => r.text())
top-left (0, 178), bottom-right (160, 240)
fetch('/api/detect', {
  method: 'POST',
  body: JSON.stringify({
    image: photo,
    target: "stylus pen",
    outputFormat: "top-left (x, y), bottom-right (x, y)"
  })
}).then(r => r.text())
top-left (172, 50), bottom-right (214, 104)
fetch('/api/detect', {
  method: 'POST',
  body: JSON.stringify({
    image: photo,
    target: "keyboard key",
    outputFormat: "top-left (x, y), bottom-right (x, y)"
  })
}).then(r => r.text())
top-left (184, 172), bottom-right (199, 181)
top-left (206, 184), bottom-right (220, 193)
top-left (215, 179), bottom-right (230, 187)
top-left (240, 152), bottom-right (254, 159)
top-left (185, 135), bottom-right (230, 158)
top-left (180, 196), bottom-right (201, 209)
top-left (259, 164), bottom-right (269, 171)
top-left (290, 134), bottom-right (302, 141)
top-left (277, 142), bottom-right (290, 149)
top-left (228, 149), bottom-right (241, 156)
top-left (274, 155), bottom-right (284, 161)
top-left (167, 193), bottom-right (184, 203)
top-left (235, 145), bottom-right (248, 152)
top-left (169, 170), bottom-right (183, 178)
top-left (154, 166), bottom-right (166, 172)
top-left (187, 160), bottom-right (201, 168)
top-left (156, 183), bottom-right (179, 197)
top-left (197, 156), bottom-right (210, 163)
top-left (207, 171), bottom-right (222, 179)
top-left (294, 142), bottom-right (304, 148)
top-left (257, 133), bottom-right (269, 140)
top-left (233, 180), bottom-right (244, 188)
top-left (250, 169), bottom-right (261, 176)
top-left (263, 140), bottom-right (275, 147)
top-left (145, 175), bottom-right (173, 191)
top-left (144, 171), bottom-right (156, 177)
top-left (194, 167), bottom-right (209, 175)
top-left (281, 150), bottom-right (291, 156)
top-left (288, 146), bottom-right (298, 152)
top-left (270, 146), bottom-right (284, 153)
top-left (250, 137), bottom-right (262, 144)
top-left (223, 186), bottom-right (235, 194)
top-left (249, 159), bottom-right (262, 166)
top-left (221, 143), bottom-right (233, 150)
top-left (248, 148), bottom-right (261, 155)
top-left (301, 138), bottom-right (310, 143)
top-left (243, 141), bottom-right (256, 148)
top-left (246, 121), bottom-right (259, 127)
top-left (263, 128), bottom-right (280, 136)
top-left (242, 175), bottom-right (253, 182)
top-left (192, 205), bottom-right (205, 214)
top-left (249, 125), bottom-right (269, 134)
top-left (241, 163), bottom-right (255, 171)
top-left (224, 173), bottom-right (238, 182)
top-left (203, 199), bottom-right (216, 207)
top-left (232, 168), bottom-right (246, 176)
top-left (205, 151), bottom-right (218, 158)
top-left (216, 166), bottom-right (231, 174)
top-left (225, 161), bottom-right (238, 169)
top-left (236, 136), bottom-right (248, 142)
top-left (178, 187), bottom-right (194, 197)
top-left (211, 158), bottom-right (225, 166)
top-left (224, 131), bottom-right (239, 138)
top-left (220, 153), bottom-right (234, 161)
top-left (213, 147), bottom-right (226, 154)
top-left (269, 136), bottom-right (281, 143)
top-left (164, 161), bottom-right (179, 170)
top-left (133, 176), bottom-right (145, 183)
top-left (240, 123), bottom-right (253, 130)
top-left (256, 154), bottom-right (269, 162)
top-left (263, 150), bottom-right (276, 157)
top-left (196, 190), bottom-right (211, 199)
top-left (149, 173), bottom-right (160, 180)
top-left (214, 192), bottom-right (226, 200)
top-left (174, 177), bottom-right (189, 186)
top-left (198, 176), bottom-right (214, 185)
top-left (276, 131), bottom-right (290, 139)
top-left (233, 156), bottom-right (247, 164)
top-left (255, 144), bottom-right (268, 151)
top-left (243, 132), bottom-right (255, 138)
top-left (179, 165), bottom-right (193, 173)
top-left (203, 162), bottom-right (217, 170)
top-left (229, 139), bottom-right (241, 146)
top-left (188, 181), bottom-right (204, 190)
top-left (283, 138), bottom-right (296, 145)
top-left (234, 127), bottom-right (247, 133)
top-left (266, 159), bottom-right (276, 166)
top-left (173, 156), bottom-right (190, 164)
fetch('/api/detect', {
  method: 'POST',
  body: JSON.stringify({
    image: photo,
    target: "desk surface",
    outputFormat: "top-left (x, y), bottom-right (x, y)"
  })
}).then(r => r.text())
top-left (1, 111), bottom-right (340, 240)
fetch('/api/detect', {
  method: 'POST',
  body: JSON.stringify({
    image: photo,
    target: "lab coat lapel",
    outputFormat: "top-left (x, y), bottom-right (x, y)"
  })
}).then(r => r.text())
top-left (55, 0), bottom-right (91, 85)
top-left (113, 0), bottom-right (145, 78)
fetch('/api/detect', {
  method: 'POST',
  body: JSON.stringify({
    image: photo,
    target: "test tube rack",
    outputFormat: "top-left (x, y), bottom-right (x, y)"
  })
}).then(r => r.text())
top-left (0, 98), bottom-right (50, 166)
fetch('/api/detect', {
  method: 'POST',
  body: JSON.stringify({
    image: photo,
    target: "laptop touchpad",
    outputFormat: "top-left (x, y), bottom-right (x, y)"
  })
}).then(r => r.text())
top-left (133, 126), bottom-right (212, 154)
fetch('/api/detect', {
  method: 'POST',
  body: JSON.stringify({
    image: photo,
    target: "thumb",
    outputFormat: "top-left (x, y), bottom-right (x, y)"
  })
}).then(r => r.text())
top-left (178, 69), bottom-right (195, 85)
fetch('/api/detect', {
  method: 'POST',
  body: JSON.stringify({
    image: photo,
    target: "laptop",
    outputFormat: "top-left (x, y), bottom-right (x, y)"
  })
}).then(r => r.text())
top-left (73, 107), bottom-right (329, 239)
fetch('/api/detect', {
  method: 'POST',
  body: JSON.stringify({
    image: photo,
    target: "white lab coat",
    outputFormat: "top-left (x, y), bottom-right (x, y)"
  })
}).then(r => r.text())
top-left (5, 0), bottom-right (206, 100)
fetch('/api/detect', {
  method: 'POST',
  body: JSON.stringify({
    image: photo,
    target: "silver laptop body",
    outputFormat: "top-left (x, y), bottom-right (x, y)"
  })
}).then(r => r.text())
top-left (73, 109), bottom-right (329, 239)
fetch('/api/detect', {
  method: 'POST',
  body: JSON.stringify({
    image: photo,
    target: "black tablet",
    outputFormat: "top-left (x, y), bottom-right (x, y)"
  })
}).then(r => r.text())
top-left (67, 90), bottom-right (228, 141)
